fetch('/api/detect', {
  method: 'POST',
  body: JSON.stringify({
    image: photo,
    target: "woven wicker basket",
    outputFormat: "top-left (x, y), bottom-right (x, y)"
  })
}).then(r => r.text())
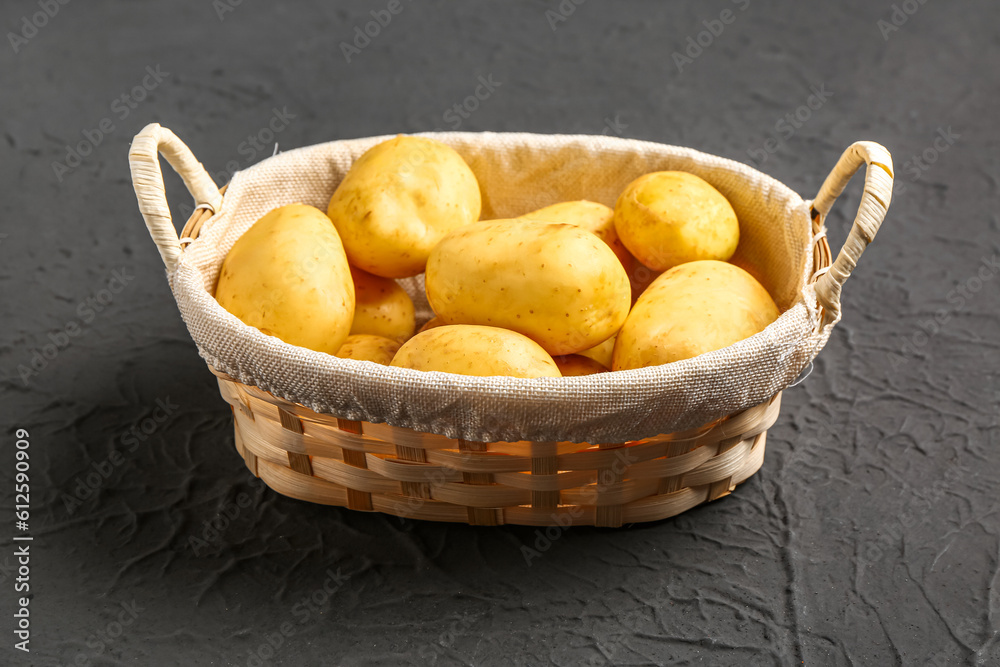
top-left (129, 128), bottom-right (892, 527)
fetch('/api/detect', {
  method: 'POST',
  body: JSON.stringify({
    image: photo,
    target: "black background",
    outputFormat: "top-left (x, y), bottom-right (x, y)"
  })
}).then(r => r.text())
top-left (2, 1), bottom-right (998, 665)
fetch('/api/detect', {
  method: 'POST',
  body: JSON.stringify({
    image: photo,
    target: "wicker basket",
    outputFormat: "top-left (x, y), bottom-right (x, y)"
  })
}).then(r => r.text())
top-left (129, 128), bottom-right (892, 527)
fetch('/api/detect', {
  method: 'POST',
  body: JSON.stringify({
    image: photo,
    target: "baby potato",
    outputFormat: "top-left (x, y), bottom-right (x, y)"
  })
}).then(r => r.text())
top-left (627, 263), bottom-right (662, 305)
top-left (576, 334), bottom-right (617, 369)
top-left (553, 354), bottom-right (608, 376)
top-left (426, 219), bottom-right (631, 356)
top-left (390, 325), bottom-right (561, 378)
top-left (614, 171), bottom-right (739, 271)
top-left (328, 135), bottom-right (481, 278)
top-left (336, 334), bottom-right (401, 365)
top-left (520, 200), bottom-right (633, 272)
top-left (349, 266), bottom-right (415, 343)
top-left (417, 316), bottom-right (445, 334)
top-left (215, 204), bottom-right (354, 354)
top-left (613, 260), bottom-right (779, 370)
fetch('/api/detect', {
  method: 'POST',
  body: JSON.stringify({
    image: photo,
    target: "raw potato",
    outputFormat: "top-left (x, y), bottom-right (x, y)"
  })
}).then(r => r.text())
top-left (520, 200), bottom-right (633, 272)
top-left (336, 334), bottom-right (401, 365)
top-left (613, 260), bottom-right (779, 370)
top-left (577, 335), bottom-right (616, 369)
top-left (627, 263), bottom-right (662, 304)
top-left (215, 204), bottom-right (354, 354)
top-left (417, 316), bottom-right (444, 334)
top-left (554, 354), bottom-right (607, 376)
top-left (614, 171), bottom-right (739, 271)
top-left (349, 266), bottom-right (415, 343)
top-left (390, 325), bottom-right (562, 378)
top-left (426, 219), bottom-right (631, 356)
top-left (327, 135), bottom-right (482, 278)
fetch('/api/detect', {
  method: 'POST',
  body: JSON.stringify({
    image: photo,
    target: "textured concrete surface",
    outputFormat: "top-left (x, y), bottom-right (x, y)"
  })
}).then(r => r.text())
top-left (1, 1), bottom-right (998, 665)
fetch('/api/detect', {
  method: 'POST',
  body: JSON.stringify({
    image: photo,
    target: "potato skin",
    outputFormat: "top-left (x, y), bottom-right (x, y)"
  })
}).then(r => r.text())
top-left (614, 171), bottom-right (739, 271)
top-left (417, 316), bottom-right (444, 334)
top-left (553, 354), bottom-right (608, 376)
top-left (577, 335), bottom-right (616, 369)
top-left (349, 266), bottom-right (415, 343)
top-left (613, 260), bottom-right (779, 370)
top-left (390, 325), bottom-right (561, 378)
top-left (336, 334), bottom-right (401, 365)
top-left (215, 204), bottom-right (354, 354)
top-left (520, 200), bottom-right (633, 272)
top-left (426, 219), bottom-right (631, 356)
top-left (327, 136), bottom-right (481, 278)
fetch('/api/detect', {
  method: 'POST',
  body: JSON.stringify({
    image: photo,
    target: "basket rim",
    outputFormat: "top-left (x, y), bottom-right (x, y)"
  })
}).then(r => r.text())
top-left (179, 130), bottom-right (830, 386)
top-left (169, 131), bottom-right (831, 443)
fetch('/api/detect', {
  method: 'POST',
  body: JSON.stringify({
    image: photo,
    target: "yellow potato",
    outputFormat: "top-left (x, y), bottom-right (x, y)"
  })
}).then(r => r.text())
top-left (614, 171), bottom-right (739, 271)
top-left (336, 334), bottom-right (401, 365)
top-left (626, 263), bottom-right (662, 305)
top-left (349, 266), bottom-right (415, 343)
top-left (613, 260), bottom-right (779, 370)
top-left (520, 201), bottom-right (633, 272)
top-left (553, 354), bottom-right (608, 376)
top-left (215, 204), bottom-right (353, 354)
top-left (426, 219), bottom-right (631, 356)
top-left (577, 335), bottom-right (616, 369)
top-left (327, 136), bottom-right (481, 278)
top-left (390, 325), bottom-right (561, 378)
top-left (417, 316), bottom-right (444, 334)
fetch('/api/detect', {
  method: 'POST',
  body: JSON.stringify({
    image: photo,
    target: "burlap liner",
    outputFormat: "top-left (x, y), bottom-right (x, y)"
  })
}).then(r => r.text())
top-left (167, 132), bottom-right (831, 443)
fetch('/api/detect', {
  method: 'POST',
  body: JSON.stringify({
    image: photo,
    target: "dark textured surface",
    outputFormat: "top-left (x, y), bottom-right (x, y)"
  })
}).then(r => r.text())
top-left (1, 1), bottom-right (998, 665)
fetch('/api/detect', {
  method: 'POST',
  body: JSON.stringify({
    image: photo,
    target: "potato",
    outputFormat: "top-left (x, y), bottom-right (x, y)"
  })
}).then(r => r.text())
top-left (520, 201), bottom-right (633, 272)
top-left (613, 260), bottom-right (779, 370)
top-left (215, 204), bottom-right (353, 354)
top-left (614, 171), bottom-right (739, 271)
top-left (349, 266), bottom-right (415, 343)
top-left (627, 263), bottom-right (662, 304)
top-left (554, 354), bottom-right (607, 376)
top-left (577, 335), bottom-right (616, 369)
top-left (390, 325), bottom-right (561, 378)
top-left (417, 316), bottom-right (444, 334)
top-left (426, 219), bottom-right (631, 356)
top-left (327, 136), bottom-right (481, 278)
top-left (336, 334), bottom-right (401, 365)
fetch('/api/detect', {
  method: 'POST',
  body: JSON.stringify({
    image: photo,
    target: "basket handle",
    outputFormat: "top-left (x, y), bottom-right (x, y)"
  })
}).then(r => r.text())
top-left (128, 123), bottom-right (223, 272)
top-left (809, 141), bottom-right (893, 327)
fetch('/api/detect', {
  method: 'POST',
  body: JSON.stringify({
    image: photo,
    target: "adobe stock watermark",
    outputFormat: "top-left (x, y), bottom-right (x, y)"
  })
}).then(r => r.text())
top-left (212, 0), bottom-right (245, 21)
top-left (521, 446), bottom-right (639, 566)
top-left (857, 464), bottom-right (962, 568)
top-left (442, 75), bottom-right (502, 130)
top-left (601, 113), bottom-right (628, 137)
top-left (893, 126), bottom-right (959, 198)
top-left (51, 65), bottom-right (170, 182)
top-left (745, 84), bottom-right (833, 166)
top-left (188, 477), bottom-right (267, 556)
top-left (545, 0), bottom-right (588, 31)
top-left (672, 0), bottom-right (751, 73)
top-left (416, 614), bottom-right (476, 663)
top-left (177, 107), bottom-right (296, 220)
top-left (60, 397), bottom-right (180, 515)
top-left (71, 599), bottom-right (144, 666)
top-left (7, 0), bottom-right (71, 54)
top-left (210, 106), bottom-right (295, 184)
top-left (16, 267), bottom-right (135, 385)
top-left (890, 254), bottom-right (998, 370)
top-left (242, 567), bottom-right (352, 666)
top-left (340, 0), bottom-right (412, 63)
top-left (877, 0), bottom-right (932, 41)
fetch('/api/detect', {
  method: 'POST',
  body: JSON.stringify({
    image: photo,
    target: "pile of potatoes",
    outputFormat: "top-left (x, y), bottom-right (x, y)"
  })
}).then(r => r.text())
top-left (214, 136), bottom-right (779, 378)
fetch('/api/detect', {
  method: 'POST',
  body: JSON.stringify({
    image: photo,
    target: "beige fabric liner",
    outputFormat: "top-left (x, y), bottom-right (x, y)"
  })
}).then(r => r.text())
top-left (169, 132), bottom-right (831, 443)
